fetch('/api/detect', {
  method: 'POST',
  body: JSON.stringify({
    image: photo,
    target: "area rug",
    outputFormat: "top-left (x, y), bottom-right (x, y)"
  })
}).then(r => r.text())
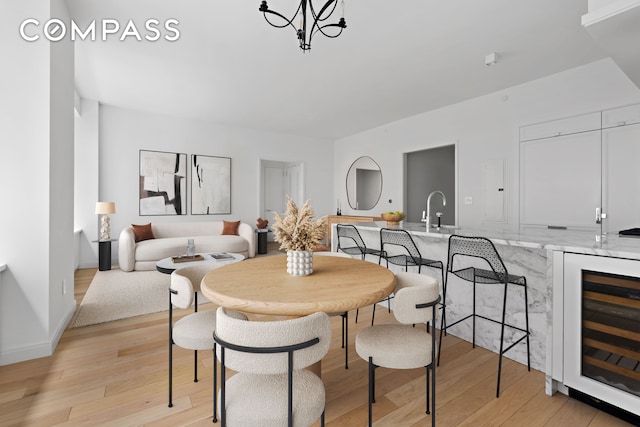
top-left (70, 268), bottom-right (172, 328)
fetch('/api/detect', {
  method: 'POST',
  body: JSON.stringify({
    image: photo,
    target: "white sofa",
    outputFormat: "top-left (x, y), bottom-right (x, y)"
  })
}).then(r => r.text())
top-left (118, 221), bottom-right (255, 272)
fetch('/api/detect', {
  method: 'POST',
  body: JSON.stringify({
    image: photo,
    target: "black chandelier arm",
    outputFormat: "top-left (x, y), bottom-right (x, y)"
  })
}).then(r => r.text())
top-left (259, 1), bottom-right (302, 30)
top-left (310, 0), bottom-right (341, 23)
top-left (310, 18), bottom-right (346, 41)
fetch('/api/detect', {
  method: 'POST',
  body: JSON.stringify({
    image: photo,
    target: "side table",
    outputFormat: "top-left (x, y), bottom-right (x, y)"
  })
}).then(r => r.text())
top-left (256, 229), bottom-right (271, 255)
top-left (93, 239), bottom-right (116, 271)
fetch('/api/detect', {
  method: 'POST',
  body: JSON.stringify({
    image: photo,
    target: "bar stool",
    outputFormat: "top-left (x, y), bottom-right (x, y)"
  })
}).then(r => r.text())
top-left (336, 224), bottom-right (385, 324)
top-left (378, 228), bottom-right (444, 281)
top-left (437, 234), bottom-right (530, 397)
top-left (376, 228), bottom-right (444, 324)
top-left (315, 250), bottom-right (355, 369)
top-left (336, 224), bottom-right (384, 260)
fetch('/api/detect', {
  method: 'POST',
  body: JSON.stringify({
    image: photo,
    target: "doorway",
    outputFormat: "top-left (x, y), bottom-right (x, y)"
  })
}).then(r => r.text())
top-left (259, 159), bottom-right (305, 231)
top-left (404, 144), bottom-right (457, 225)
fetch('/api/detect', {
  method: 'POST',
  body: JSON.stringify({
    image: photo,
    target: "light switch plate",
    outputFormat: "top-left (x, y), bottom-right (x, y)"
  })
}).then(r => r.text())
top-left (465, 196), bottom-right (473, 205)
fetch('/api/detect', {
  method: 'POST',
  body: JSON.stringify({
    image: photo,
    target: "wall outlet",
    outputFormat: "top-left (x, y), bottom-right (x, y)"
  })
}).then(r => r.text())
top-left (465, 196), bottom-right (473, 205)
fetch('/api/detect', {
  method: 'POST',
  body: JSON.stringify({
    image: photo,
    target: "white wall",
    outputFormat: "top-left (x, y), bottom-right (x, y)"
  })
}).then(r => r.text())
top-left (97, 105), bottom-right (335, 265)
top-left (0, 0), bottom-right (76, 365)
top-left (48, 0), bottom-right (76, 350)
top-left (334, 58), bottom-right (640, 230)
top-left (75, 98), bottom-right (100, 268)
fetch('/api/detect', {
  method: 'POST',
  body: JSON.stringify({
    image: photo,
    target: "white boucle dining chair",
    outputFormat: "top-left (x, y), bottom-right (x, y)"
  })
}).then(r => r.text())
top-left (213, 307), bottom-right (331, 427)
top-left (355, 272), bottom-right (441, 427)
top-left (314, 250), bottom-right (353, 369)
top-left (168, 264), bottom-right (247, 419)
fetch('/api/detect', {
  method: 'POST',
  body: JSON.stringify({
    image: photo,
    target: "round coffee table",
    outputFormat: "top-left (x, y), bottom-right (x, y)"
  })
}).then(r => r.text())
top-left (156, 252), bottom-right (244, 274)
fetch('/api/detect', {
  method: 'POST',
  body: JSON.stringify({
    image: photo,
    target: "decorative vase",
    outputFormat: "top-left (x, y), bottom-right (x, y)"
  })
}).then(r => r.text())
top-left (286, 250), bottom-right (313, 276)
top-left (186, 239), bottom-right (195, 257)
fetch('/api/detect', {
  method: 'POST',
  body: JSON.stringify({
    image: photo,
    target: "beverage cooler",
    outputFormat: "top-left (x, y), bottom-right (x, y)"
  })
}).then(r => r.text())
top-left (560, 253), bottom-right (639, 422)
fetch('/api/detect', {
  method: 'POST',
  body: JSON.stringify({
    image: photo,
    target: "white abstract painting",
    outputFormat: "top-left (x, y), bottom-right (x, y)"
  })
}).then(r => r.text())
top-left (191, 155), bottom-right (231, 215)
top-left (139, 150), bottom-right (187, 215)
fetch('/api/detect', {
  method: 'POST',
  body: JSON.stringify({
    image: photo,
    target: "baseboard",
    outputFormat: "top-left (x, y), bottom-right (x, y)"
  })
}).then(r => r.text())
top-left (0, 341), bottom-right (52, 366)
top-left (0, 300), bottom-right (76, 366)
top-left (77, 261), bottom-right (99, 270)
top-left (52, 299), bottom-right (77, 350)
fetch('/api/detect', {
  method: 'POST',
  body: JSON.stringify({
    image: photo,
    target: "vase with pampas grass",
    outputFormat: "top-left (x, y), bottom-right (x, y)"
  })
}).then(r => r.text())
top-left (272, 198), bottom-right (326, 276)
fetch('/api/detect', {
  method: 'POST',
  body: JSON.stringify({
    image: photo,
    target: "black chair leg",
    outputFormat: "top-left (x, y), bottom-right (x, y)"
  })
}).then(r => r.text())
top-left (321, 410), bottom-right (325, 427)
top-left (425, 366), bottom-right (430, 414)
top-left (168, 298), bottom-right (174, 408)
top-left (194, 350), bottom-right (199, 382)
top-left (368, 357), bottom-right (374, 427)
top-left (213, 345), bottom-right (217, 423)
top-left (345, 311), bottom-right (349, 369)
top-left (168, 341), bottom-right (173, 407)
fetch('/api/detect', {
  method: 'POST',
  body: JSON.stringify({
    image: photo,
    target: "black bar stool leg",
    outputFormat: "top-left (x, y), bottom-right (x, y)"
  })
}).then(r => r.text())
top-left (524, 278), bottom-right (531, 371)
top-left (472, 276), bottom-right (477, 348)
top-left (496, 280), bottom-right (509, 398)
top-left (437, 271), bottom-right (449, 366)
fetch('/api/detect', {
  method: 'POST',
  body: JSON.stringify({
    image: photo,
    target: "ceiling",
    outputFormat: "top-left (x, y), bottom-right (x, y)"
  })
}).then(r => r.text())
top-left (66, 0), bottom-right (609, 140)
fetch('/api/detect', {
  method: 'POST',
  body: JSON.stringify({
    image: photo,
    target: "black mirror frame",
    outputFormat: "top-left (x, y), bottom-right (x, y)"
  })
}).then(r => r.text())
top-left (345, 156), bottom-right (383, 210)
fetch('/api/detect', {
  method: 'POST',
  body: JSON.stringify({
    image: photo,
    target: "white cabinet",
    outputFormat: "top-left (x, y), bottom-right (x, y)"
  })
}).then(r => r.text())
top-left (519, 112), bottom-right (601, 142)
top-left (519, 103), bottom-right (640, 231)
top-left (520, 131), bottom-right (601, 229)
top-left (602, 121), bottom-right (640, 233)
top-left (602, 103), bottom-right (640, 128)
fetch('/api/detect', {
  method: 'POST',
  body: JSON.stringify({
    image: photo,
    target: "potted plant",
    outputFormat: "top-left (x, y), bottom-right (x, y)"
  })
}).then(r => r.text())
top-left (272, 198), bottom-right (326, 276)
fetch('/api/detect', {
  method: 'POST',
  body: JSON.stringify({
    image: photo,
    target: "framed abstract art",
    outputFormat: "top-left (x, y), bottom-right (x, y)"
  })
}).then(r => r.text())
top-left (191, 155), bottom-right (231, 215)
top-left (139, 150), bottom-right (187, 215)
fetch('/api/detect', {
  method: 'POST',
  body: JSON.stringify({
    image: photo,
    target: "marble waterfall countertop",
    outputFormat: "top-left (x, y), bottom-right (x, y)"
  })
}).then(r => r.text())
top-left (353, 222), bottom-right (640, 260)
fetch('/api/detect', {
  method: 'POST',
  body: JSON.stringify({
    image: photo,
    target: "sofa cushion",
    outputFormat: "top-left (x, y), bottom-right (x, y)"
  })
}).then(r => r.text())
top-left (222, 220), bottom-right (241, 235)
top-left (132, 223), bottom-right (155, 242)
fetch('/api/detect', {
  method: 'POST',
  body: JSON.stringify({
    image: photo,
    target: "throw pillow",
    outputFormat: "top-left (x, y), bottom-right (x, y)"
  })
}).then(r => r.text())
top-left (131, 223), bottom-right (155, 242)
top-left (222, 220), bottom-right (240, 236)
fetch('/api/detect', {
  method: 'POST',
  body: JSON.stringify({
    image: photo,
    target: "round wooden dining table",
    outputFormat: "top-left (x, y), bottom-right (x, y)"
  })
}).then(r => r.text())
top-left (200, 254), bottom-right (396, 317)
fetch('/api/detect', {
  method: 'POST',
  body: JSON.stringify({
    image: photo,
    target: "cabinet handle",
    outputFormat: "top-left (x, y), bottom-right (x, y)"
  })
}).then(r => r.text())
top-left (617, 121), bottom-right (626, 126)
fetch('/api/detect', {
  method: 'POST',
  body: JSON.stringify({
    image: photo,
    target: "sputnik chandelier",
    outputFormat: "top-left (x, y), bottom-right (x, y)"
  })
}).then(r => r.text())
top-left (258, 0), bottom-right (347, 52)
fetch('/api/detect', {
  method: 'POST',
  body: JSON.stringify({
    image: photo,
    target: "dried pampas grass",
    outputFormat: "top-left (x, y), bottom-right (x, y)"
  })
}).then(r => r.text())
top-left (272, 198), bottom-right (326, 251)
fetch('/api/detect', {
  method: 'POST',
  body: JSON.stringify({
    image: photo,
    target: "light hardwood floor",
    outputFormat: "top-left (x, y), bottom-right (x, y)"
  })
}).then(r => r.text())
top-left (0, 267), bottom-right (633, 426)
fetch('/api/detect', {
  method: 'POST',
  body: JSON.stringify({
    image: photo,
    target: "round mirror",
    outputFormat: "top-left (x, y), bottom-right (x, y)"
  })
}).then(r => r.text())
top-left (346, 156), bottom-right (383, 210)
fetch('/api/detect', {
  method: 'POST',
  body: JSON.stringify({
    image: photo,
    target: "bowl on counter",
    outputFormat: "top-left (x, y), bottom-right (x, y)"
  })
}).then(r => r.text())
top-left (380, 212), bottom-right (406, 225)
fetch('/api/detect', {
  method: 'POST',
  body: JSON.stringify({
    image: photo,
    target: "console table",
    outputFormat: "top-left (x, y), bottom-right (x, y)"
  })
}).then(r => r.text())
top-left (325, 214), bottom-right (382, 247)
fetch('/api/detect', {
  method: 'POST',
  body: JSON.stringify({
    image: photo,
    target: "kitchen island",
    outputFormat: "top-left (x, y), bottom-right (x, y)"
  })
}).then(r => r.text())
top-left (332, 222), bottom-right (640, 398)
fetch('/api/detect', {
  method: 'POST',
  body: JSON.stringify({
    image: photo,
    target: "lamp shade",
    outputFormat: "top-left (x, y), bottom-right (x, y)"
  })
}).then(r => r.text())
top-left (95, 202), bottom-right (116, 215)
